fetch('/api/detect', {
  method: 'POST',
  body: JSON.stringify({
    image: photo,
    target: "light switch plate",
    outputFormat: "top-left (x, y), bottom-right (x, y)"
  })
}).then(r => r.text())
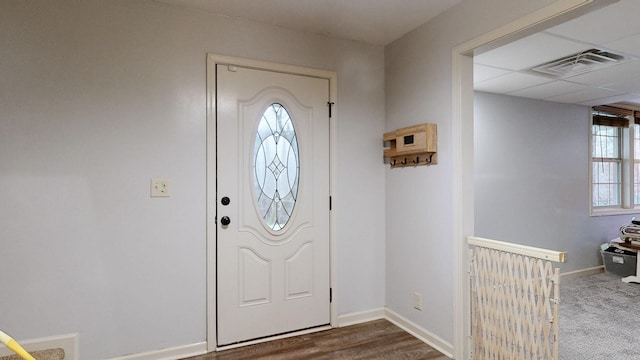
top-left (151, 178), bottom-right (171, 197)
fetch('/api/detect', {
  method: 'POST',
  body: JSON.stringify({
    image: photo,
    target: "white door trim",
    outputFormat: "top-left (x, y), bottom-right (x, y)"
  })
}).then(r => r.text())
top-left (206, 54), bottom-right (338, 351)
top-left (451, 0), bottom-right (600, 358)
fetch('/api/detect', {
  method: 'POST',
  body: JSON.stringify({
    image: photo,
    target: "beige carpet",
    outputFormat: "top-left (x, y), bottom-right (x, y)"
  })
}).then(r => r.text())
top-left (0, 348), bottom-right (64, 360)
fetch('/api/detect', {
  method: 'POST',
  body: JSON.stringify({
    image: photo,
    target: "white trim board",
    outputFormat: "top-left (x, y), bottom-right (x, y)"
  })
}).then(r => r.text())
top-left (0, 333), bottom-right (78, 360)
top-left (107, 342), bottom-right (207, 360)
top-left (336, 308), bottom-right (386, 327)
top-left (561, 265), bottom-right (604, 280)
top-left (205, 54), bottom-right (338, 351)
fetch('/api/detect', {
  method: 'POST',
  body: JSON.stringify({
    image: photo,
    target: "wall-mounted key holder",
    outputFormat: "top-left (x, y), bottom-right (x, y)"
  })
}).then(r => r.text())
top-left (383, 123), bottom-right (437, 168)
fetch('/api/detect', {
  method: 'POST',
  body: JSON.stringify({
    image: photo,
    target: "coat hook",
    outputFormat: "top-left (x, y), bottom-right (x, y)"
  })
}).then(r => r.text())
top-left (400, 158), bottom-right (407, 165)
top-left (390, 159), bottom-right (396, 166)
top-left (413, 156), bottom-right (420, 164)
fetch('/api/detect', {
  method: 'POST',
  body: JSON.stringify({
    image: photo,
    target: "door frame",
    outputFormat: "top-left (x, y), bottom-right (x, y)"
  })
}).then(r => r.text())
top-left (206, 54), bottom-right (338, 351)
top-left (451, 0), bottom-right (607, 358)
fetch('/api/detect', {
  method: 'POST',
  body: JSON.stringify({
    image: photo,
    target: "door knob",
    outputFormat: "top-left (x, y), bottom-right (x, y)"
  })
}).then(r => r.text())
top-left (220, 216), bottom-right (231, 226)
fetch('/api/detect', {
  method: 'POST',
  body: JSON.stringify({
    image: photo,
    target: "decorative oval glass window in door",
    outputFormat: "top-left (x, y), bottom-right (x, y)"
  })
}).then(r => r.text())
top-left (253, 103), bottom-right (300, 231)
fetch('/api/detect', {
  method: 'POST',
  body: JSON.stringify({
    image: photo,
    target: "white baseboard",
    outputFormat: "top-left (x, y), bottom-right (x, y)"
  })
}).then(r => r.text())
top-left (337, 307), bottom-right (386, 327)
top-left (0, 333), bottom-right (78, 360)
top-left (560, 265), bottom-right (604, 280)
top-left (107, 341), bottom-right (207, 360)
top-left (384, 309), bottom-right (454, 359)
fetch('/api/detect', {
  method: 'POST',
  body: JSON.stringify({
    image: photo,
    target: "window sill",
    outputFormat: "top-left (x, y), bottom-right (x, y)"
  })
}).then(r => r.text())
top-left (590, 207), bottom-right (640, 217)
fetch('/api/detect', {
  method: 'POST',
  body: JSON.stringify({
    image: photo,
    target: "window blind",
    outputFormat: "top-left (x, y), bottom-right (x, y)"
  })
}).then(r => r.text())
top-left (592, 105), bottom-right (634, 127)
top-left (593, 115), bottom-right (628, 127)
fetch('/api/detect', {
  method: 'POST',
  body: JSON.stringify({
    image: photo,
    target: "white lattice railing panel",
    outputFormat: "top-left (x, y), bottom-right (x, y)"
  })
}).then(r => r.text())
top-left (468, 237), bottom-right (565, 360)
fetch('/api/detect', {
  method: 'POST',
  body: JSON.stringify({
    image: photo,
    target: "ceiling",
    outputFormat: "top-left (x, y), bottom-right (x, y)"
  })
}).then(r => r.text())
top-left (156, 0), bottom-right (463, 46)
top-left (474, 0), bottom-right (640, 107)
top-left (157, 0), bottom-right (640, 107)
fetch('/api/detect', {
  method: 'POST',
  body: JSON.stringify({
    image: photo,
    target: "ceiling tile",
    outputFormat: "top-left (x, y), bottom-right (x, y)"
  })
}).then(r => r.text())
top-left (474, 72), bottom-right (552, 94)
top-left (474, 32), bottom-right (590, 71)
top-left (472, 0), bottom-right (640, 106)
top-left (473, 64), bottom-right (511, 84)
top-left (617, 94), bottom-right (640, 107)
top-left (601, 74), bottom-right (640, 93)
top-left (605, 33), bottom-right (640, 58)
top-left (564, 60), bottom-right (640, 86)
top-left (509, 80), bottom-right (587, 99)
top-left (579, 93), bottom-right (640, 107)
top-left (546, 0), bottom-right (640, 45)
top-left (545, 87), bottom-right (623, 104)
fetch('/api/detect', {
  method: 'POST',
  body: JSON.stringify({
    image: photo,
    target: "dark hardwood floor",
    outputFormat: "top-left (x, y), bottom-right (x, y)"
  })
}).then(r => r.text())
top-left (184, 319), bottom-right (450, 360)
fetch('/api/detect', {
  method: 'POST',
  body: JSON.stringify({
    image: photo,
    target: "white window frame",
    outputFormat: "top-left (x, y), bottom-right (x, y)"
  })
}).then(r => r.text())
top-left (590, 113), bottom-right (640, 216)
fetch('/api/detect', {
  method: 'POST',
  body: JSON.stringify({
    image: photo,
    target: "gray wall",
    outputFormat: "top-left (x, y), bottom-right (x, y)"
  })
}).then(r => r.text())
top-left (474, 91), bottom-right (636, 272)
top-left (385, 0), bottom-right (561, 349)
top-left (0, 1), bottom-right (385, 358)
top-left (2, 0), bottom-right (615, 357)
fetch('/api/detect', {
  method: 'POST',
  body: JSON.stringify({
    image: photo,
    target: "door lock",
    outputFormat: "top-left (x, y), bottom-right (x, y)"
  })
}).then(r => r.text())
top-left (220, 216), bottom-right (231, 226)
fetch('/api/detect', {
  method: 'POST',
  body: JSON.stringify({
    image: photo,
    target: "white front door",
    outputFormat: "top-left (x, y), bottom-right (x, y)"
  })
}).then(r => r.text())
top-left (216, 64), bottom-right (331, 346)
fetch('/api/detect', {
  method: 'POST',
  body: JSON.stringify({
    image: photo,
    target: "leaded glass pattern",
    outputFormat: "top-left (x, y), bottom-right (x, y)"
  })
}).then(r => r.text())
top-left (253, 103), bottom-right (299, 231)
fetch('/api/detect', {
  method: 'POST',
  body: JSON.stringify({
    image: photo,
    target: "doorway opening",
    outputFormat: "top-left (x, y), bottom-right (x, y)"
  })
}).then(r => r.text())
top-left (452, 0), bottom-right (607, 358)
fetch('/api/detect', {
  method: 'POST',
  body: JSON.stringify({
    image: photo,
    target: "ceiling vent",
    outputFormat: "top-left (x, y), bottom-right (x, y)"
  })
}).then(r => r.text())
top-left (530, 49), bottom-right (627, 78)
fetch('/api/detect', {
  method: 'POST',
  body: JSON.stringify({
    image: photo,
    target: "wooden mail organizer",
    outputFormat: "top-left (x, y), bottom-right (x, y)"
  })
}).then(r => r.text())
top-left (383, 123), bottom-right (437, 168)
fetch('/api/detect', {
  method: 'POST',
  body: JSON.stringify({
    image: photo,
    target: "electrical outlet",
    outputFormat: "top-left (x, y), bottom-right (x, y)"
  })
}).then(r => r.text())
top-left (150, 178), bottom-right (171, 197)
top-left (413, 292), bottom-right (423, 311)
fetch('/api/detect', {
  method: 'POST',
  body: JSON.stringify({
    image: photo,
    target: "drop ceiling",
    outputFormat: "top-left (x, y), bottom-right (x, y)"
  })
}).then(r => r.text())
top-left (474, 0), bottom-right (640, 107)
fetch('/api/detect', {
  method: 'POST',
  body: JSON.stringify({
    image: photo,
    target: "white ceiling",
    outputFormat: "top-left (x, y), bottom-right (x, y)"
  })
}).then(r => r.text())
top-left (157, 0), bottom-right (640, 107)
top-left (474, 0), bottom-right (640, 107)
top-left (155, 0), bottom-right (463, 46)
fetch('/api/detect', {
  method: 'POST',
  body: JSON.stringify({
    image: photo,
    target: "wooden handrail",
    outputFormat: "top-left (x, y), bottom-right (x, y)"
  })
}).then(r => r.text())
top-left (468, 236), bottom-right (566, 263)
